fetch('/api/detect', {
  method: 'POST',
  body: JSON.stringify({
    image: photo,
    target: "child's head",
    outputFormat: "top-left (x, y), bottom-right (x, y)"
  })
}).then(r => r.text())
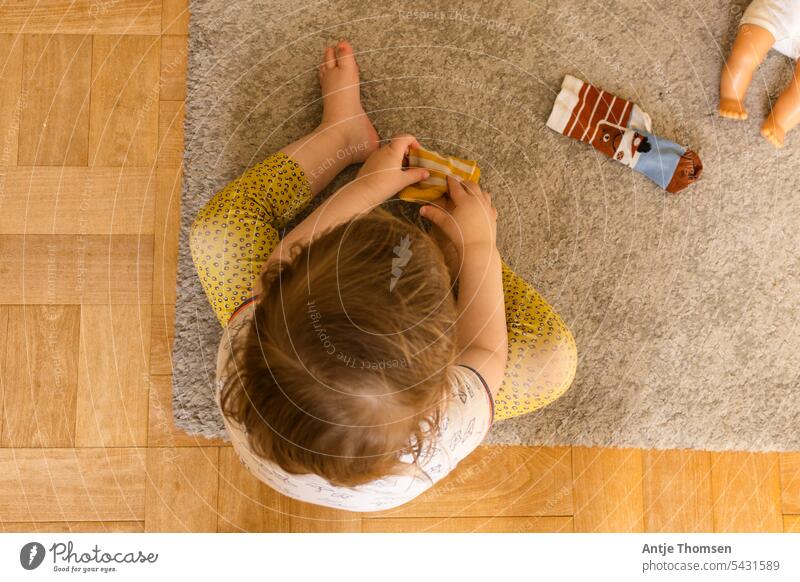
top-left (219, 210), bottom-right (457, 487)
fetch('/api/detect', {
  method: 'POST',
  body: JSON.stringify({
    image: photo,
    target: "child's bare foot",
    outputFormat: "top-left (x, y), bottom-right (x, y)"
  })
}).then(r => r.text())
top-left (718, 96), bottom-right (748, 120)
top-left (317, 39), bottom-right (379, 163)
top-left (761, 113), bottom-right (785, 148)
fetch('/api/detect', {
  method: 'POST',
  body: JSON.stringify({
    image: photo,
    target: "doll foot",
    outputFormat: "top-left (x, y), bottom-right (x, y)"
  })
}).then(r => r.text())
top-left (718, 98), bottom-right (748, 120)
top-left (761, 115), bottom-right (785, 148)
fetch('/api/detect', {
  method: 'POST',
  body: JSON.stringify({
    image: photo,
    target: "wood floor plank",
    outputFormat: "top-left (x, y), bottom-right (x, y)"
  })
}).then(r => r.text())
top-left (710, 452), bottom-right (783, 532)
top-left (0, 34), bottom-right (24, 166)
top-left (371, 446), bottom-right (573, 518)
top-left (89, 35), bottom-right (160, 167)
top-left (145, 376), bottom-right (178, 446)
top-left (0, 1), bottom-right (161, 35)
top-left (0, 306), bottom-right (8, 441)
top-left (157, 101), bottom-right (184, 167)
top-left (0, 521), bottom-right (144, 532)
top-left (277, 498), bottom-right (365, 532)
top-left (160, 35), bottom-right (187, 101)
top-left (219, 447), bottom-right (571, 531)
top-left (784, 515), bottom-right (800, 533)
top-left (75, 305), bottom-right (151, 447)
top-left (144, 447), bottom-right (219, 532)
top-left (1, 305), bottom-right (80, 447)
top-left (0, 167), bottom-right (156, 234)
top-left (217, 447), bottom-right (361, 532)
top-left (780, 453), bottom-right (800, 514)
top-left (19, 34), bottom-right (92, 166)
top-left (148, 375), bottom-right (226, 447)
top-left (0, 448), bottom-right (146, 521)
top-left (572, 447), bottom-right (644, 532)
top-left (217, 446), bottom-right (283, 532)
top-left (152, 168), bottom-right (180, 304)
top-left (362, 516), bottom-right (573, 533)
top-left (162, 0), bottom-right (190, 35)
top-left (643, 450), bottom-right (713, 532)
top-left (149, 304), bottom-right (175, 374)
top-left (0, 234), bottom-right (153, 304)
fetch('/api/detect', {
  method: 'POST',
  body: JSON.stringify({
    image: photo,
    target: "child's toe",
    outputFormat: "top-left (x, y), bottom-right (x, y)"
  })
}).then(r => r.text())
top-left (335, 39), bottom-right (357, 68)
top-left (324, 46), bottom-right (336, 69)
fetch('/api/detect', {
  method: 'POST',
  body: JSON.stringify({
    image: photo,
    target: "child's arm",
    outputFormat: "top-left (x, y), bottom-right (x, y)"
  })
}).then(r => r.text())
top-left (419, 177), bottom-right (508, 395)
top-left (258, 135), bottom-right (429, 281)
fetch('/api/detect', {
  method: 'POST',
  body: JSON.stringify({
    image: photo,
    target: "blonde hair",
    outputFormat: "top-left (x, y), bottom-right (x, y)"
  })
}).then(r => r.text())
top-left (219, 209), bottom-right (457, 487)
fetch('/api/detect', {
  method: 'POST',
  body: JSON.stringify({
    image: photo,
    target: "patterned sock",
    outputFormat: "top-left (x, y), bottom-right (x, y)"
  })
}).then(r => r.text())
top-left (399, 147), bottom-right (480, 202)
top-left (546, 75), bottom-right (702, 193)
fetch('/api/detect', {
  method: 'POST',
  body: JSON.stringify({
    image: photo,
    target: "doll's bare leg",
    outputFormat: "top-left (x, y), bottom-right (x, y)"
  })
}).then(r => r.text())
top-left (719, 23), bottom-right (775, 120)
top-left (761, 58), bottom-right (800, 148)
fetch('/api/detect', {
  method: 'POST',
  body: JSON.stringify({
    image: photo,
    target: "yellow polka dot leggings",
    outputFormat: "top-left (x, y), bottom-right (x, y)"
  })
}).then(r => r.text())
top-left (190, 152), bottom-right (577, 420)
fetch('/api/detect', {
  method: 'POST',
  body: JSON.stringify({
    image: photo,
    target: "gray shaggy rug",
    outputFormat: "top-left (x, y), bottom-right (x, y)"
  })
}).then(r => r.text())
top-left (173, 0), bottom-right (800, 451)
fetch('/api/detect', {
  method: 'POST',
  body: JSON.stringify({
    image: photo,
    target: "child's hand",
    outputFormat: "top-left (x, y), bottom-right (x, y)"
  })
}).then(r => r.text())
top-left (419, 176), bottom-right (497, 255)
top-left (354, 134), bottom-right (430, 200)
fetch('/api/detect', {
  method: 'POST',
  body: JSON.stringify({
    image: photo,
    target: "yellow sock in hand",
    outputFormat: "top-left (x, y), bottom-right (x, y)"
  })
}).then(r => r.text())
top-left (399, 147), bottom-right (480, 203)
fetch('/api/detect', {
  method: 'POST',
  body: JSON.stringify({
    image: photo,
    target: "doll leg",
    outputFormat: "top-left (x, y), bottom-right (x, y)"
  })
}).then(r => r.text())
top-left (719, 23), bottom-right (775, 120)
top-left (761, 58), bottom-right (800, 147)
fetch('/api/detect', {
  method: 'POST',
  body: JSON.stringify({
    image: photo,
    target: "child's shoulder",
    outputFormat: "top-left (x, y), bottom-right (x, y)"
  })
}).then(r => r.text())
top-left (447, 365), bottom-right (495, 426)
top-left (418, 365), bottom-right (494, 465)
top-left (228, 294), bottom-right (259, 328)
top-left (215, 297), bottom-right (257, 395)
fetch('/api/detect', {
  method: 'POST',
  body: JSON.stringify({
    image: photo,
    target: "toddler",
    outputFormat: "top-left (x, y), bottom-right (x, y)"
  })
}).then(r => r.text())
top-left (190, 40), bottom-right (577, 512)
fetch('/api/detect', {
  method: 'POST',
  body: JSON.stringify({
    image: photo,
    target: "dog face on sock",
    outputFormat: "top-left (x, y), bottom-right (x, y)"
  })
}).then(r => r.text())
top-left (616, 131), bottom-right (651, 159)
top-left (592, 122), bottom-right (625, 157)
top-left (593, 122), bottom-right (651, 160)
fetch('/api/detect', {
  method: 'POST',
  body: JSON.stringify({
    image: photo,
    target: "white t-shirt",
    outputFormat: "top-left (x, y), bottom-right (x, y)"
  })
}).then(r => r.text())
top-left (214, 298), bottom-right (495, 512)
